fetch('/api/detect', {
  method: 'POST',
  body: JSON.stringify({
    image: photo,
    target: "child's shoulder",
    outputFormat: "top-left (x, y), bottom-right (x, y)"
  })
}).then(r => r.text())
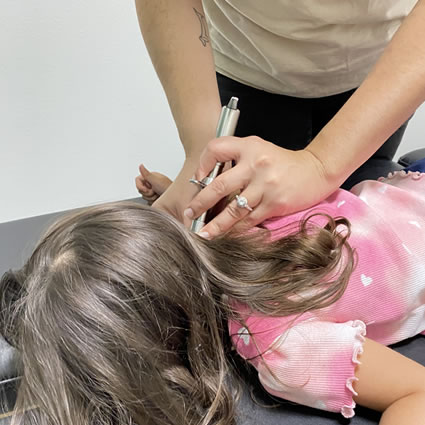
top-left (260, 187), bottom-right (366, 239)
top-left (262, 171), bottom-right (425, 237)
top-left (353, 170), bottom-right (425, 199)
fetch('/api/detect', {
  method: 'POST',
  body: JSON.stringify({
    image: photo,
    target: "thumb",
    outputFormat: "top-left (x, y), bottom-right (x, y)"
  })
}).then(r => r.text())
top-left (139, 164), bottom-right (151, 179)
top-left (139, 164), bottom-right (152, 189)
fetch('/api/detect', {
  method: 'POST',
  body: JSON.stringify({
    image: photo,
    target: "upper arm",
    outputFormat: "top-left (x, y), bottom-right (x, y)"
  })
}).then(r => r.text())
top-left (234, 317), bottom-right (425, 418)
top-left (252, 319), bottom-right (367, 417)
top-left (353, 337), bottom-right (425, 412)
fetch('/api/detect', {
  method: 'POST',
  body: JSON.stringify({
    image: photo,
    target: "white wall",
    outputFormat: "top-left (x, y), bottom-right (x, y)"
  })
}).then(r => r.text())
top-left (0, 0), bottom-right (182, 224)
top-left (395, 103), bottom-right (425, 158)
top-left (1, 1), bottom-right (424, 223)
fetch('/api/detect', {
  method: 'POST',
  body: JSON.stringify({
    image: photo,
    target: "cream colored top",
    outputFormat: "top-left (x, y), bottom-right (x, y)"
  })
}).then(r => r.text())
top-left (202, 0), bottom-right (417, 97)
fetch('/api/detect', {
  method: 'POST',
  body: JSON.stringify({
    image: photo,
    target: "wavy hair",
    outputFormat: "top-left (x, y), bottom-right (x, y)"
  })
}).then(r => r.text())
top-left (0, 201), bottom-right (354, 425)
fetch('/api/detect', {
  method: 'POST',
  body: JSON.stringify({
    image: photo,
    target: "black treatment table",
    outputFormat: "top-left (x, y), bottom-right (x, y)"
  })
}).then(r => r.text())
top-left (1, 183), bottom-right (424, 424)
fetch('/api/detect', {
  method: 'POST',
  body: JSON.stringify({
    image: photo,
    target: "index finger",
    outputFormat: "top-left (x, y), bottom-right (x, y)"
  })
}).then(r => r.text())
top-left (186, 165), bottom-right (250, 221)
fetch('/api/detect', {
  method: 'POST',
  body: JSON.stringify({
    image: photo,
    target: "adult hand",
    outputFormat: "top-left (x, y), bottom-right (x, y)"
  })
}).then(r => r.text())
top-left (184, 136), bottom-right (336, 238)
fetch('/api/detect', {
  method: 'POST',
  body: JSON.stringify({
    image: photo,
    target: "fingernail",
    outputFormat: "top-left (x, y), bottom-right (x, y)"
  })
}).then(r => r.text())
top-left (183, 208), bottom-right (194, 219)
top-left (198, 231), bottom-right (210, 239)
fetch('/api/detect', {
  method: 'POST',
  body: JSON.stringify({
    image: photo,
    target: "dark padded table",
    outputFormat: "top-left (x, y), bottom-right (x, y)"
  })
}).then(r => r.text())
top-left (1, 185), bottom-right (424, 424)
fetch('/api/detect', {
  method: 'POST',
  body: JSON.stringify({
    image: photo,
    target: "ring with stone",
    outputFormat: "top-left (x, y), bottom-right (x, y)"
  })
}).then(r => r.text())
top-left (235, 195), bottom-right (253, 212)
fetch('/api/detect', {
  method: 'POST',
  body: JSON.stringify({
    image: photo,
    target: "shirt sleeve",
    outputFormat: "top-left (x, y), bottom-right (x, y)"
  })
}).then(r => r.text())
top-left (254, 319), bottom-right (366, 418)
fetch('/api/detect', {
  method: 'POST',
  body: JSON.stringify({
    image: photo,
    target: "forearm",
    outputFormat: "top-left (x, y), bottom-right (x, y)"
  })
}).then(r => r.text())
top-left (353, 339), bottom-right (425, 425)
top-left (135, 0), bottom-right (222, 158)
top-left (307, 0), bottom-right (425, 187)
top-left (380, 392), bottom-right (425, 425)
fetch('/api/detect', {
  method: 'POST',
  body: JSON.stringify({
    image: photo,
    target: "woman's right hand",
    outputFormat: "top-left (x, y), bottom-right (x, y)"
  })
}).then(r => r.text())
top-left (185, 136), bottom-right (333, 238)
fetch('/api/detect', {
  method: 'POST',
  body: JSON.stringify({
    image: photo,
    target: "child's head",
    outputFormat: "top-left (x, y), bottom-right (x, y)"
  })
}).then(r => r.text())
top-left (1, 202), bottom-right (241, 425)
top-left (0, 202), bottom-right (354, 425)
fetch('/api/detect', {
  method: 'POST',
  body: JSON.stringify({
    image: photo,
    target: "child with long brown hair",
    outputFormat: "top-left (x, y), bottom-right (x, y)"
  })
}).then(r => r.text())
top-left (1, 164), bottom-right (425, 425)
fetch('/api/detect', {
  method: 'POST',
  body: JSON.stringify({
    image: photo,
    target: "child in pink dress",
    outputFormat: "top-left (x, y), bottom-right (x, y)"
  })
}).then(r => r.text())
top-left (1, 165), bottom-right (424, 425)
top-left (137, 164), bottom-right (425, 420)
top-left (229, 168), bottom-right (425, 418)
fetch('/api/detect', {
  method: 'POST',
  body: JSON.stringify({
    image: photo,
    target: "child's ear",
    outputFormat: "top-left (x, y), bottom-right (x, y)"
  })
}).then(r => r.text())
top-left (0, 270), bottom-right (26, 348)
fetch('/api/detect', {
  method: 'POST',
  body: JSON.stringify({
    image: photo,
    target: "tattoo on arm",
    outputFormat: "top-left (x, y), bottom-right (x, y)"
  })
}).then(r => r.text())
top-left (193, 8), bottom-right (210, 47)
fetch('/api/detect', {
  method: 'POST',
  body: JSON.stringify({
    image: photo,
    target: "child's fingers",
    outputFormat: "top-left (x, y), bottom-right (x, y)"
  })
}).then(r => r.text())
top-left (135, 176), bottom-right (155, 197)
top-left (139, 163), bottom-right (149, 175)
top-left (135, 177), bottom-right (161, 205)
top-left (138, 164), bottom-right (152, 189)
top-left (136, 165), bottom-right (173, 198)
top-left (139, 164), bottom-right (152, 186)
top-left (143, 194), bottom-right (160, 205)
top-left (147, 172), bottom-right (173, 193)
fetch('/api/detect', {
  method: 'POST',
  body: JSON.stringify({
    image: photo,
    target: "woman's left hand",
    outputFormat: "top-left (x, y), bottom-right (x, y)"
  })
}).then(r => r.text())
top-left (184, 136), bottom-right (336, 238)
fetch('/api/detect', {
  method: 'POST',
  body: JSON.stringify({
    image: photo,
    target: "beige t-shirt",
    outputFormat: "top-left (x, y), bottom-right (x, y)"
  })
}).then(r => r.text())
top-left (203, 0), bottom-right (417, 97)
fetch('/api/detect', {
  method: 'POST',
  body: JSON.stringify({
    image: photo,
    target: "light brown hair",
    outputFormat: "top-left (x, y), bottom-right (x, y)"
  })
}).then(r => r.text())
top-left (0, 201), bottom-right (354, 425)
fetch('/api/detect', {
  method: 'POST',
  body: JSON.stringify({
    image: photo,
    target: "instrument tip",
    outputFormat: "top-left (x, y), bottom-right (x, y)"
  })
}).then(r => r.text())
top-left (227, 96), bottom-right (239, 110)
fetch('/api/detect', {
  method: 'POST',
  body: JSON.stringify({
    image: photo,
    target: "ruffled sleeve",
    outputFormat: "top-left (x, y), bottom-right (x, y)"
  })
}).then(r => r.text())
top-left (235, 318), bottom-right (366, 418)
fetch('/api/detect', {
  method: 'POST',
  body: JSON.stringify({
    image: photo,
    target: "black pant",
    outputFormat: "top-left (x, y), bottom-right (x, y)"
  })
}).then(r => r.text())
top-left (217, 73), bottom-right (408, 189)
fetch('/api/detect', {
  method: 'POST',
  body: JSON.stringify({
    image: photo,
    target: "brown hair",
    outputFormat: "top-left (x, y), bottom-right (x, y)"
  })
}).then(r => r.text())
top-left (0, 201), bottom-right (354, 425)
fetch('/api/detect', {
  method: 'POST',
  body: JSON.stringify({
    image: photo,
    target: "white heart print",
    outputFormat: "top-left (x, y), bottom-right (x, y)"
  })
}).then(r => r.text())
top-left (337, 201), bottom-right (346, 208)
top-left (402, 243), bottom-right (412, 255)
top-left (237, 327), bottom-right (250, 345)
top-left (361, 274), bottom-right (373, 287)
top-left (359, 195), bottom-right (369, 205)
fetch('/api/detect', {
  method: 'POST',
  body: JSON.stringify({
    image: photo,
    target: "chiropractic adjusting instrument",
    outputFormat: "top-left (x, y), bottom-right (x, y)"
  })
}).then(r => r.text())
top-left (190, 97), bottom-right (240, 233)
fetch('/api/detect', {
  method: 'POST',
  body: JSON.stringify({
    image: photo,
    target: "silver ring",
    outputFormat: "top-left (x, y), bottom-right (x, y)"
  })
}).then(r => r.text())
top-left (235, 195), bottom-right (253, 212)
top-left (189, 178), bottom-right (207, 189)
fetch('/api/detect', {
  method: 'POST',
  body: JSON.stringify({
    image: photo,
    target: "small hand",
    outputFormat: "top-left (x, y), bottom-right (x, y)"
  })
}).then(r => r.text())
top-left (136, 158), bottom-right (201, 226)
top-left (185, 136), bottom-right (333, 238)
top-left (135, 164), bottom-right (173, 205)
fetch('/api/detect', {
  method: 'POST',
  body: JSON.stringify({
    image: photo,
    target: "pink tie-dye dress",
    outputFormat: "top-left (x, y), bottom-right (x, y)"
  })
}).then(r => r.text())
top-left (228, 170), bottom-right (425, 418)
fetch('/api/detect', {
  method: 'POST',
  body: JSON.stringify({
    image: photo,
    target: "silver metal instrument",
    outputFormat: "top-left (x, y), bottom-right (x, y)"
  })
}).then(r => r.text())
top-left (190, 97), bottom-right (240, 233)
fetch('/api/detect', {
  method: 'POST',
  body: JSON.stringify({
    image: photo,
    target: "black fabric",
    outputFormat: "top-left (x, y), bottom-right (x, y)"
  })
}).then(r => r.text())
top-left (217, 73), bottom-right (407, 189)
